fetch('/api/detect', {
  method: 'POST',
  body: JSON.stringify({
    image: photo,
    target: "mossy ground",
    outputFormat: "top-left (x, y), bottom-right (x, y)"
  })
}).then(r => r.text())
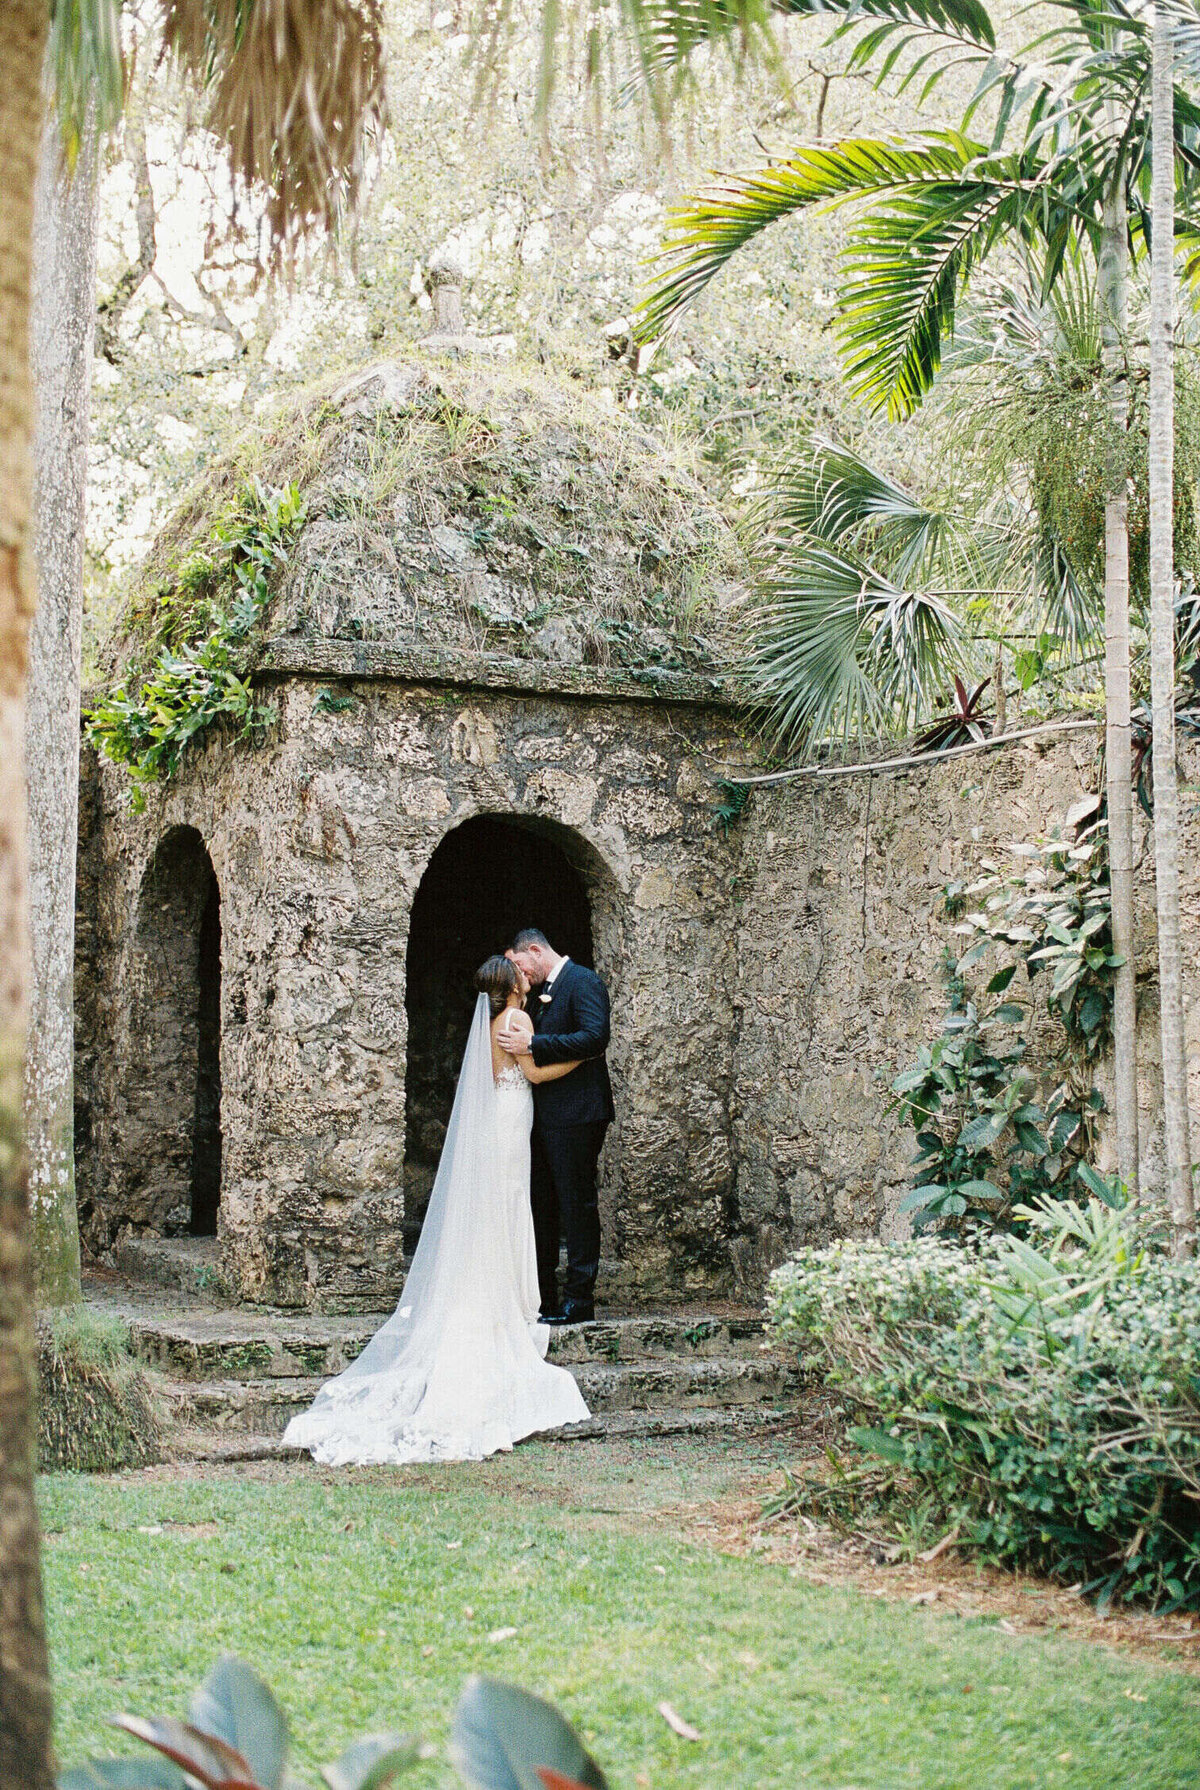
top-left (42, 1431), bottom-right (1200, 1790)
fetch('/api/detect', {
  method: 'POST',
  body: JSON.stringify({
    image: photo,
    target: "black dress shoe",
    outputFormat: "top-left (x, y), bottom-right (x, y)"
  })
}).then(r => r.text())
top-left (545, 1299), bottom-right (595, 1325)
top-left (537, 1308), bottom-right (562, 1325)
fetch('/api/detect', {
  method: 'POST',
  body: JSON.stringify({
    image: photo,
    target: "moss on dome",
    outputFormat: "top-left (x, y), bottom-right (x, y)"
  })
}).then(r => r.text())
top-left (102, 353), bottom-right (747, 688)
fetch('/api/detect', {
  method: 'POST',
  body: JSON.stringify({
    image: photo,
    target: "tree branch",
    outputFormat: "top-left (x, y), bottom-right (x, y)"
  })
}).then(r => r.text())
top-left (723, 717), bottom-right (1102, 785)
top-left (95, 118), bottom-right (156, 365)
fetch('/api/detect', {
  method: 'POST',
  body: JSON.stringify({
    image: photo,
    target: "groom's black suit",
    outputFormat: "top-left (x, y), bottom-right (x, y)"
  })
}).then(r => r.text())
top-left (527, 959), bottom-right (614, 1311)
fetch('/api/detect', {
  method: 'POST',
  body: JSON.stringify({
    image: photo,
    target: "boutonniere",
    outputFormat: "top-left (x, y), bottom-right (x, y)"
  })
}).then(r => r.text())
top-left (540, 991), bottom-right (553, 1004)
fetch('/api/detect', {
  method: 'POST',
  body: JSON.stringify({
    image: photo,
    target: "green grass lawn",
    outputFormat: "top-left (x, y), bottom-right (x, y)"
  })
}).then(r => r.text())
top-left (39, 1440), bottom-right (1200, 1790)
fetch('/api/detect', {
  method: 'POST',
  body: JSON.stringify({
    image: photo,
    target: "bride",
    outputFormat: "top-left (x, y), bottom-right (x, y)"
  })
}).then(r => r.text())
top-left (283, 956), bottom-right (591, 1464)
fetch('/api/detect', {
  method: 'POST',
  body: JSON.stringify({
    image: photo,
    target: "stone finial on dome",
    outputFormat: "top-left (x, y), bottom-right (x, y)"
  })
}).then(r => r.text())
top-left (428, 246), bottom-right (467, 336)
top-left (420, 244), bottom-right (514, 360)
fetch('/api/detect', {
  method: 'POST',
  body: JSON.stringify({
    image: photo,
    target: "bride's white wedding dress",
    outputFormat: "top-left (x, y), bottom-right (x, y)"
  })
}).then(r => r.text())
top-left (283, 995), bottom-right (590, 1464)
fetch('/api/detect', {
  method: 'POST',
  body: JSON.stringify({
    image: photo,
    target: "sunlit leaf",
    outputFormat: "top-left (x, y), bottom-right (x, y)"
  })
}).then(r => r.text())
top-left (189, 1658), bottom-right (288, 1790)
top-left (451, 1679), bottom-right (607, 1790)
top-left (322, 1734), bottom-right (423, 1790)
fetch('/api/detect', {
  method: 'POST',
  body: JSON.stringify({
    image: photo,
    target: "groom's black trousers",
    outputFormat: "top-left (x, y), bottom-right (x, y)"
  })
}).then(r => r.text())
top-left (530, 1119), bottom-right (607, 1309)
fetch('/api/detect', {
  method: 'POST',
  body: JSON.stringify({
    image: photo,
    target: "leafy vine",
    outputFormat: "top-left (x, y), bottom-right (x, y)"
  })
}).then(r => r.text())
top-left (87, 481), bottom-right (304, 807)
top-left (889, 814), bottom-right (1122, 1232)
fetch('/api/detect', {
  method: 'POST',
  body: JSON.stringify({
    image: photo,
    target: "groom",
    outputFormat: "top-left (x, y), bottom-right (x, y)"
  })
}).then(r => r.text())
top-left (502, 928), bottom-right (614, 1324)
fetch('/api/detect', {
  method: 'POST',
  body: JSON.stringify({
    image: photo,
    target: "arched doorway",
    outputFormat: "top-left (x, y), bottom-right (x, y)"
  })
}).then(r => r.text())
top-left (128, 827), bottom-right (223, 1235)
top-left (403, 814), bottom-right (595, 1219)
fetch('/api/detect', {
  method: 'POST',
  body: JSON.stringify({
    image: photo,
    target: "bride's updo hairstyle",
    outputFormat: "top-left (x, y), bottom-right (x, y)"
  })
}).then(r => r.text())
top-left (475, 954), bottom-right (522, 1018)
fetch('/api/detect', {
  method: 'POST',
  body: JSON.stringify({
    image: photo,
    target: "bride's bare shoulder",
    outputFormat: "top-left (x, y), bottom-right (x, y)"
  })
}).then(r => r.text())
top-left (491, 1006), bottom-right (533, 1043)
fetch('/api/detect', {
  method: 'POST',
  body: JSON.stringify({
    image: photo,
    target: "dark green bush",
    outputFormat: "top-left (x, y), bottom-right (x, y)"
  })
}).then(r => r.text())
top-left (768, 1205), bottom-right (1200, 1610)
top-left (39, 1310), bottom-right (162, 1474)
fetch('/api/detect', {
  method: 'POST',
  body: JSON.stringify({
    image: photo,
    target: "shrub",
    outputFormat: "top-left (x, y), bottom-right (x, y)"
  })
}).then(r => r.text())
top-left (768, 1208), bottom-right (1200, 1609)
top-left (39, 1310), bottom-right (163, 1474)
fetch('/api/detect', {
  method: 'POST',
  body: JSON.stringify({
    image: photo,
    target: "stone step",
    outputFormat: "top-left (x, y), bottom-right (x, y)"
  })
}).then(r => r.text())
top-left (128, 1311), bottom-right (774, 1382)
top-left (114, 1237), bottom-right (233, 1302)
top-left (177, 1402), bottom-right (793, 1463)
top-left (162, 1355), bottom-right (798, 1437)
top-left (111, 1237), bottom-right (634, 1315)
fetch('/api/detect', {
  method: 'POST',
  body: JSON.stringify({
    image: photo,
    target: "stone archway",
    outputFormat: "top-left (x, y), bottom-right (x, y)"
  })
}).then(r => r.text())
top-left (126, 827), bottom-right (223, 1235)
top-left (403, 813), bottom-right (606, 1221)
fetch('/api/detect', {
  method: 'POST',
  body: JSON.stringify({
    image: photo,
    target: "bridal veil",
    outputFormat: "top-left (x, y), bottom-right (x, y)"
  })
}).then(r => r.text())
top-left (283, 994), bottom-right (589, 1463)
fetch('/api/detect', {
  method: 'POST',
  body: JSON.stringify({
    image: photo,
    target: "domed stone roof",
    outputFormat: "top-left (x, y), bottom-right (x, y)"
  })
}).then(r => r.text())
top-left (106, 346), bottom-right (747, 704)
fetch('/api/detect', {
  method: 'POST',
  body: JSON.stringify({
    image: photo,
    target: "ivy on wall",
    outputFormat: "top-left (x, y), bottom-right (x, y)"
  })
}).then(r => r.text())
top-left (87, 481), bottom-right (304, 807)
top-left (890, 813), bottom-right (1123, 1232)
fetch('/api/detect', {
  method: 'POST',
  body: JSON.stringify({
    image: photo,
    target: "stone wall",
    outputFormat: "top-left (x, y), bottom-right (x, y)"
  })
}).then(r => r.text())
top-left (727, 729), bottom-right (1200, 1294)
top-left (77, 689), bottom-right (1200, 1310)
top-left (75, 673), bottom-right (746, 1308)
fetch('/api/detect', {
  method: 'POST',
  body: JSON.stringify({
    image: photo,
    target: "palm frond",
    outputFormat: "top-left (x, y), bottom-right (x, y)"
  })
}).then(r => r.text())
top-left (863, 163), bottom-right (1079, 403)
top-left (740, 450), bottom-right (969, 750)
top-left (837, 162), bottom-right (1065, 415)
top-left (616, 0), bottom-right (779, 88)
top-left (932, 266), bottom-right (1108, 648)
top-left (625, 0), bottom-right (993, 86)
top-left (160, 0), bottom-right (387, 262)
top-left (943, 252), bottom-right (1102, 374)
top-left (761, 437), bottom-right (977, 584)
top-left (638, 130), bottom-right (1084, 416)
top-left (1032, 528), bottom-right (1102, 652)
top-left (637, 131), bottom-right (995, 343)
top-left (741, 542), bottom-right (963, 750)
top-left (49, 0), bottom-right (124, 164)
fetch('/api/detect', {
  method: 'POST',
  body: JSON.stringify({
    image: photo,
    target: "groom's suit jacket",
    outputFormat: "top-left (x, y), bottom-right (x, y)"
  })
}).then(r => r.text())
top-left (528, 959), bottom-right (615, 1128)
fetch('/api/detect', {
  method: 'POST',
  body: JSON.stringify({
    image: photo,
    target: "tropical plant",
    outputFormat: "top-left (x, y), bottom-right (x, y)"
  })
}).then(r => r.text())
top-left (87, 480), bottom-right (304, 801)
top-left (951, 818), bottom-right (1122, 1060)
top-left (888, 959), bottom-right (1111, 1234)
top-left (736, 439), bottom-right (962, 745)
top-left (910, 676), bottom-right (992, 748)
top-left (635, 0), bottom-right (1200, 1197)
top-left (60, 1655), bottom-right (606, 1790)
top-left (990, 1186), bottom-right (1147, 1330)
top-left (637, 4), bottom-right (1200, 397)
top-left (888, 975), bottom-right (1055, 1232)
top-left (733, 400), bottom-right (1108, 750)
top-left (890, 812), bottom-right (1122, 1231)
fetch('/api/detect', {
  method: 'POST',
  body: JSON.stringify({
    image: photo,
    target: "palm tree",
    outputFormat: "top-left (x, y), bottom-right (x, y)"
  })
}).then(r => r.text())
top-left (1149, 1), bottom-right (1195, 1254)
top-left (736, 312), bottom-right (1107, 756)
top-left (0, 6), bottom-right (384, 1783)
top-left (636, 0), bottom-right (1200, 1199)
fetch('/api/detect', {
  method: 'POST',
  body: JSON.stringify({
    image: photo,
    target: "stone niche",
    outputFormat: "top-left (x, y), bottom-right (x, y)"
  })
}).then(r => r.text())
top-left (76, 347), bottom-right (758, 1308)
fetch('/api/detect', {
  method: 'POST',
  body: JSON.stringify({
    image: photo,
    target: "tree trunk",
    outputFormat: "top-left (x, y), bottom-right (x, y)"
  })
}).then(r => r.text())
top-left (0, 4), bottom-right (56, 1789)
top-left (26, 95), bottom-right (97, 1307)
top-left (1098, 179), bottom-right (1140, 1198)
top-left (1149, 4), bottom-right (1195, 1254)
